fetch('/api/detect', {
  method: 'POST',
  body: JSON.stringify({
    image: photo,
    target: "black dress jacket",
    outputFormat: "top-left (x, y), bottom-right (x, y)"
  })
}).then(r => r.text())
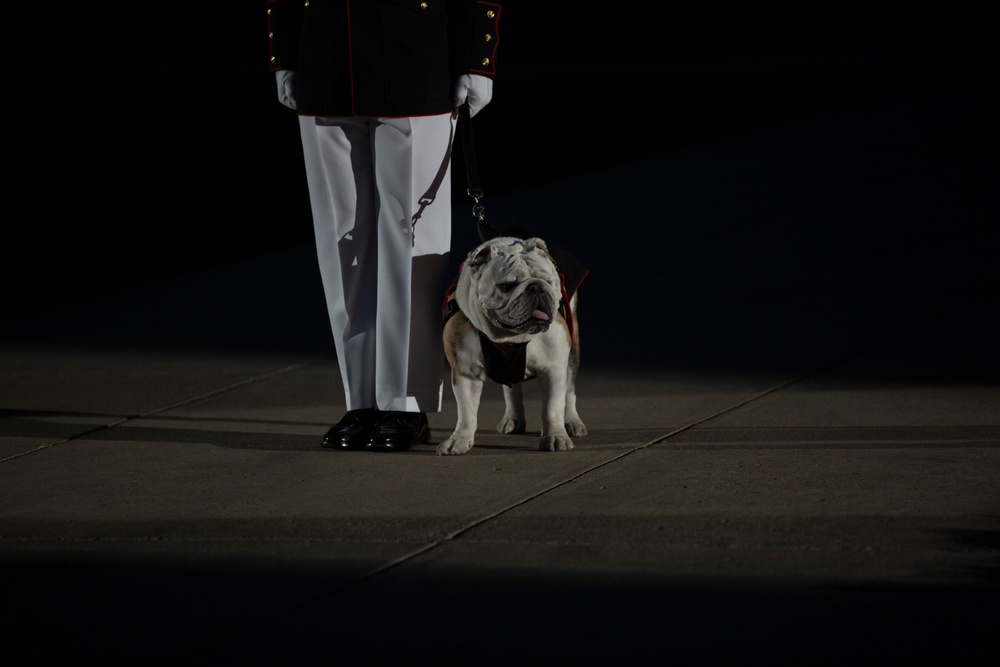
top-left (267, 0), bottom-right (501, 117)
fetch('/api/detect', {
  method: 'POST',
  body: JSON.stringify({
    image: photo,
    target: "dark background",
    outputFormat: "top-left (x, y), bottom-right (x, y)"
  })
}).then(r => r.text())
top-left (6, 2), bottom-right (994, 318)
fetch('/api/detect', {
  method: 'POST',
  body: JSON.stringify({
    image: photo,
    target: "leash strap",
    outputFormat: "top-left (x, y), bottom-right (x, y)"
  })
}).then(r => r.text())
top-left (459, 103), bottom-right (483, 201)
top-left (458, 103), bottom-right (500, 242)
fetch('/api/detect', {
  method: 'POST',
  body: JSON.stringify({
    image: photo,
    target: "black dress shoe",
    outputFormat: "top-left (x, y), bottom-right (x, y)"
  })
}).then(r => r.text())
top-left (322, 409), bottom-right (381, 450)
top-left (366, 412), bottom-right (430, 452)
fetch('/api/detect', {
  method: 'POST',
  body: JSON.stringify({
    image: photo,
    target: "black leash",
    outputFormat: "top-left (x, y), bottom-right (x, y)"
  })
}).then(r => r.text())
top-left (458, 103), bottom-right (501, 242)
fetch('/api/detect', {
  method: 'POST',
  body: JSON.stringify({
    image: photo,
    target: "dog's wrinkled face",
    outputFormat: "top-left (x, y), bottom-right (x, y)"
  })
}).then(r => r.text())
top-left (458, 236), bottom-right (562, 341)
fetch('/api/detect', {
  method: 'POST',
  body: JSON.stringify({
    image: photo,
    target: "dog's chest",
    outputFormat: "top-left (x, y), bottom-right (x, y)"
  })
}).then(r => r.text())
top-left (479, 334), bottom-right (532, 386)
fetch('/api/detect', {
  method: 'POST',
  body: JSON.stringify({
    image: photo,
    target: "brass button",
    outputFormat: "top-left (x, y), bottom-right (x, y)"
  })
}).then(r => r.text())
top-left (484, 33), bottom-right (492, 42)
top-left (304, 1), bottom-right (309, 6)
top-left (481, 57), bottom-right (490, 67)
top-left (420, 2), bottom-right (428, 8)
top-left (269, 32), bottom-right (274, 39)
top-left (270, 55), bottom-right (276, 64)
top-left (487, 10), bottom-right (495, 18)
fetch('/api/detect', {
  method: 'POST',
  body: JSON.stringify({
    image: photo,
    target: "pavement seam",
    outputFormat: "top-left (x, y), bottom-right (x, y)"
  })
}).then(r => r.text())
top-left (0, 361), bottom-right (321, 464)
top-left (133, 360), bottom-right (322, 418)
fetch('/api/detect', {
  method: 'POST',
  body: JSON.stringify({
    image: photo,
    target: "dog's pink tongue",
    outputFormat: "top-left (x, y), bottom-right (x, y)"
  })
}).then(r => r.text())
top-left (532, 309), bottom-right (550, 321)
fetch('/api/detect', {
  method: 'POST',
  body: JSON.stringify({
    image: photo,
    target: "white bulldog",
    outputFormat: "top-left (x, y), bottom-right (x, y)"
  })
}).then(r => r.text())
top-left (439, 236), bottom-right (586, 455)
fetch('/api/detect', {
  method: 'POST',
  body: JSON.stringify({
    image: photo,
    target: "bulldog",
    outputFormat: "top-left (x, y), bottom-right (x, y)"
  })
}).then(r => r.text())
top-left (438, 236), bottom-right (586, 455)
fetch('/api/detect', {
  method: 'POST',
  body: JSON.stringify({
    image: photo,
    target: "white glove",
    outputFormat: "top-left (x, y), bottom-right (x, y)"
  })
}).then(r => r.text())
top-left (275, 70), bottom-right (298, 110)
top-left (452, 74), bottom-right (493, 117)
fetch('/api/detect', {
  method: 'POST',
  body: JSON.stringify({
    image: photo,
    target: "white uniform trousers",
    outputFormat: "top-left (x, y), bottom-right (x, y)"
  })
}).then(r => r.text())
top-left (299, 113), bottom-right (455, 413)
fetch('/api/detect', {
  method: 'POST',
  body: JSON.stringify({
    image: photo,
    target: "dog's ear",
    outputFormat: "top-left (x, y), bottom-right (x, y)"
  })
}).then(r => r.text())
top-left (466, 243), bottom-right (499, 273)
top-left (525, 237), bottom-right (551, 260)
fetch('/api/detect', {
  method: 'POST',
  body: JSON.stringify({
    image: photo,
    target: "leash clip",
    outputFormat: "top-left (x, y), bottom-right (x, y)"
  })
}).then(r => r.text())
top-left (470, 194), bottom-right (486, 222)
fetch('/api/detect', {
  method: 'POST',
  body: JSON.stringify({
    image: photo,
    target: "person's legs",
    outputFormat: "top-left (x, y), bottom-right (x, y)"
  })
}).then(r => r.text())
top-left (300, 112), bottom-right (455, 450)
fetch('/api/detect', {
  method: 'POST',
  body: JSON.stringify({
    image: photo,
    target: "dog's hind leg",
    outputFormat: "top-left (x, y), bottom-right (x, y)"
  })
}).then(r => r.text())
top-left (564, 302), bottom-right (587, 437)
top-left (565, 378), bottom-right (586, 437)
top-left (498, 383), bottom-right (527, 434)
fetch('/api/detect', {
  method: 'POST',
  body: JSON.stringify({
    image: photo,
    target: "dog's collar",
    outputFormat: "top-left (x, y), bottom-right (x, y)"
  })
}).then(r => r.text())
top-left (442, 290), bottom-right (461, 324)
top-left (441, 259), bottom-right (466, 326)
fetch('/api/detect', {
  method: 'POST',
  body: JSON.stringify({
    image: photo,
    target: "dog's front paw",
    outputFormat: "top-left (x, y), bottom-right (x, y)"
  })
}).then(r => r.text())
top-left (538, 434), bottom-right (574, 452)
top-left (437, 435), bottom-right (475, 456)
top-left (497, 417), bottom-right (526, 434)
top-left (566, 419), bottom-right (587, 437)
